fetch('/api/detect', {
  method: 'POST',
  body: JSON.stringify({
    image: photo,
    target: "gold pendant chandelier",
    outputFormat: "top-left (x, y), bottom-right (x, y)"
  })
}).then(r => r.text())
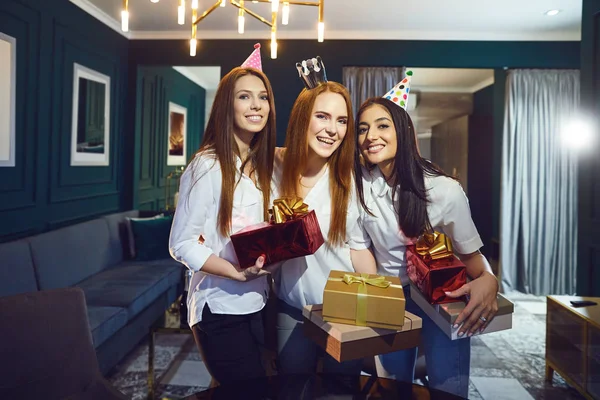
top-left (120, 0), bottom-right (325, 59)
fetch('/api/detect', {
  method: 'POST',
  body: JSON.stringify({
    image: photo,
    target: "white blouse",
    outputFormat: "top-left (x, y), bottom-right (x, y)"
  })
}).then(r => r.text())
top-left (273, 153), bottom-right (370, 310)
top-left (169, 152), bottom-right (270, 327)
top-left (358, 166), bottom-right (484, 285)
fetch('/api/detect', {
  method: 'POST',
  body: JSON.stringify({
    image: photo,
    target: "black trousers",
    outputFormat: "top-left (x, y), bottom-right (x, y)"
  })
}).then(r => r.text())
top-left (192, 304), bottom-right (266, 385)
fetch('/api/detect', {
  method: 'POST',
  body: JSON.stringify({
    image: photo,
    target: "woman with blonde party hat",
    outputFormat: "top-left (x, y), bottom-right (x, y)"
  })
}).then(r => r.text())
top-left (169, 44), bottom-right (278, 384)
top-left (353, 71), bottom-right (499, 397)
top-left (272, 56), bottom-right (376, 375)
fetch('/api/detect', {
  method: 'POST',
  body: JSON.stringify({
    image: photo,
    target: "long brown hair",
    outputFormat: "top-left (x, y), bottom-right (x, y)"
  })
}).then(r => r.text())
top-left (354, 97), bottom-right (451, 238)
top-left (281, 82), bottom-right (355, 246)
top-left (194, 67), bottom-right (276, 237)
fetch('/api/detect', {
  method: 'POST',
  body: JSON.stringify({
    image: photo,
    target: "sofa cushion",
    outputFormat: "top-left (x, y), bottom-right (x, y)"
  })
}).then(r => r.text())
top-left (101, 210), bottom-right (140, 265)
top-left (76, 261), bottom-right (182, 318)
top-left (129, 215), bottom-right (174, 261)
top-left (28, 219), bottom-right (113, 290)
top-left (87, 306), bottom-right (128, 348)
top-left (0, 240), bottom-right (38, 297)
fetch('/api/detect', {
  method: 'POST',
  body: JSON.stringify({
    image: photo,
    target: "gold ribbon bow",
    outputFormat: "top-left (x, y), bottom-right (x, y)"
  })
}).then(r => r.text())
top-left (270, 197), bottom-right (309, 224)
top-left (415, 231), bottom-right (454, 261)
top-left (342, 273), bottom-right (391, 326)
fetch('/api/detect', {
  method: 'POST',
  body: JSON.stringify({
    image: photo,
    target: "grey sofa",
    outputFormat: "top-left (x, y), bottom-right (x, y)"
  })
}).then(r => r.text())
top-left (0, 210), bottom-right (184, 375)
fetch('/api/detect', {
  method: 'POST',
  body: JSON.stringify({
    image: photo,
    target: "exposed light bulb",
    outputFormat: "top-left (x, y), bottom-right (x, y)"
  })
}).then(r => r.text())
top-left (238, 15), bottom-right (245, 34)
top-left (317, 21), bottom-right (324, 42)
top-left (220, 0), bottom-right (226, 7)
top-left (271, 39), bottom-right (277, 59)
top-left (151, 0), bottom-right (159, 3)
top-left (178, 4), bottom-right (185, 24)
top-left (282, 2), bottom-right (289, 25)
top-left (192, 0), bottom-right (198, 9)
top-left (121, 10), bottom-right (129, 32)
top-left (271, 0), bottom-right (279, 12)
top-left (190, 38), bottom-right (197, 56)
top-left (545, 9), bottom-right (560, 16)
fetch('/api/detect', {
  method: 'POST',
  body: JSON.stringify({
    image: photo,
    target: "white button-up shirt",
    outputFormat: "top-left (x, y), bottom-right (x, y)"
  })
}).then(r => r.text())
top-left (359, 166), bottom-right (484, 284)
top-left (169, 152), bottom-right (269, 327)
top-left (273, 154), bottom-right (370, 310)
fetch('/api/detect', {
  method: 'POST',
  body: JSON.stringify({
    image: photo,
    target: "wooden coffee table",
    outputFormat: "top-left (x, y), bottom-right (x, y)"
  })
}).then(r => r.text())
top-left (545, 295), bottom-right (600, 399)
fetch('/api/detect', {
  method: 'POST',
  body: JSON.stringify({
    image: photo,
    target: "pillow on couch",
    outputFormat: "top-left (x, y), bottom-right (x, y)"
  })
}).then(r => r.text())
top-left (128, 215), bottom-right (174, 261)
top-left (125, 214), bottom-right (164, 259)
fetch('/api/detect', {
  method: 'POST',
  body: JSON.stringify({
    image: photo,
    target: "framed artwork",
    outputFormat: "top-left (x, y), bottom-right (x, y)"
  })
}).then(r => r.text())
top-left (167, 102), bottom-right (187, 166)
top-left (70, 63), bottom-right (111, 166)
top-left (0, 32), bottom-right (16, 167)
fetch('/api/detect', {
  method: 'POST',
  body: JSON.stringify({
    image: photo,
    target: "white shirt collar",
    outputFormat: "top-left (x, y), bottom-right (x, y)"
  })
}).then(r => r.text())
top-left (370, 166), bottom-right (393, 198)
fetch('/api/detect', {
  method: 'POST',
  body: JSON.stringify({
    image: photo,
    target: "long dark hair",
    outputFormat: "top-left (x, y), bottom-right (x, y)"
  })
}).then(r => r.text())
top-left (193, 67), bottom-right (276, 237)
top-left (354, 97), bottom-right (452, 238)
top-left (281, 82), bottom-right (355, 246)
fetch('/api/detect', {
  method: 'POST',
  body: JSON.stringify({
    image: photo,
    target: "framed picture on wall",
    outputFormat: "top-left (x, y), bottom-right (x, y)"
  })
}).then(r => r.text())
top-left (167, 102), bottom-right (187, 166)
top-left (0, 32), bottom-right (16, 167)
top-left (70, 63), bottom-right (111, 166)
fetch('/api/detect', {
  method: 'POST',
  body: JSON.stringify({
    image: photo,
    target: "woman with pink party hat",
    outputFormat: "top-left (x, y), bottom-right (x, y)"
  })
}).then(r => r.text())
top-left (353, 71), bottom-right (499, 397)
top-left (272, 56), bottom-right (376, 375)
top-left (169, 43), bottom-right (278, 385)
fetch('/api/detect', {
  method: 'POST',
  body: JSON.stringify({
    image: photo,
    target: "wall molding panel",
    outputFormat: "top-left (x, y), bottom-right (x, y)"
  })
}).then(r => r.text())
top-left (134, 67), bottom-right (205, 212)
top-left (0, 0), bottom-right (128, 241)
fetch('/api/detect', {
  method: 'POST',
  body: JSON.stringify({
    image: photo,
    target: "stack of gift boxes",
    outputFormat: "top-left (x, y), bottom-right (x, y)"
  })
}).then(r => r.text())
top-left (231, 199), bottom-right (513, 361)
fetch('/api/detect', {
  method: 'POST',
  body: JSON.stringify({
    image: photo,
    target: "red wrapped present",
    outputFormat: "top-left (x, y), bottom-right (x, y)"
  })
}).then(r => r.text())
top-left (406, 231), bottom-right (466, 304)
top-left (230, 197), bottom-right (325, 269)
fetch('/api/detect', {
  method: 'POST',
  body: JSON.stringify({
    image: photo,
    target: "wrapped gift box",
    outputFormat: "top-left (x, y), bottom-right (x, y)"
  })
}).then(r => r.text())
top-left (410, 284), bottom-right (514, 340)
top-left (303, 304), bottom-right (422, 362)
top-left (406, 232), bottom-right (467, 304)
top-left (322, 271), bottom-right (406, 330)
top-left (230, 198), bottom-right (324, 269)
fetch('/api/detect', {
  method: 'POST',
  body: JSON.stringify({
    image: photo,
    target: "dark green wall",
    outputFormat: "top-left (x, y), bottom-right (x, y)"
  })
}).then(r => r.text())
top-left (468, 85), bottom-right (494, 258)
top-left (578, 0), bottom-right (600, 296)
top-left (133, 67), bottom-right (205, 211)
top-left (0, 0), bottom-right (129, 242)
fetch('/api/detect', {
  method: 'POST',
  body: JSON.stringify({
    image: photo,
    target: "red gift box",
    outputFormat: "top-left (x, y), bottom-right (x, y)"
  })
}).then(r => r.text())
top-left (406, 231), bottom-right (466, 304)
top-left (230, 198), bottom-right (325, 269)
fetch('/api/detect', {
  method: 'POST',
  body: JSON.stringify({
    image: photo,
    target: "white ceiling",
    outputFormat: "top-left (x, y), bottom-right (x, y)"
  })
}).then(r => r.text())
top-left (72, 0), bottom-right (581, 41)
top-left (409, 68), bottom-right (494, 93)
top-left (172, 66), bottom-right (221, 90)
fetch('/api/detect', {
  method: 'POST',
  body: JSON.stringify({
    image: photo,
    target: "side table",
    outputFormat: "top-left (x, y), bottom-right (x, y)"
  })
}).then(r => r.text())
top-left (147, 296), bottom-right (193, 400)
top-left (545, 295), bottom-right (600, 399)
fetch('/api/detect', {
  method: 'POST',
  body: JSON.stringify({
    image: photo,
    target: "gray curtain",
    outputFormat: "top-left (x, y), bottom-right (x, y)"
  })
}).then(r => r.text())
top-left (501, 69), bottom-right (579, 295)
top-left (343, 67), bottom-right (405, 116)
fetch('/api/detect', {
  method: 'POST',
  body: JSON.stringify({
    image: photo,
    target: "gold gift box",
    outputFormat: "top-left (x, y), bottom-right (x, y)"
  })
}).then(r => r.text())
top-left (322, 271), bottom-right (406, 330)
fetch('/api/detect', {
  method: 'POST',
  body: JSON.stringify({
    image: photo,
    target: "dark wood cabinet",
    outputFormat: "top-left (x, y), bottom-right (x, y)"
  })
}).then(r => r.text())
top-left (546, 296), bottom-right (600, 399)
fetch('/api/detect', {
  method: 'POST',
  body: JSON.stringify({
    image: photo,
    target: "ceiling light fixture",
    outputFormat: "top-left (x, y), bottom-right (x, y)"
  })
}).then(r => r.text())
top-left (545, 9), bottom-right (560, 16)
top-left (120, 0), bottom-right (324, 59)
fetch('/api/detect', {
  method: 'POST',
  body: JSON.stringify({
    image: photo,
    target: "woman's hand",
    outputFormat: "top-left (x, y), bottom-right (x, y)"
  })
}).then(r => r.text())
top-left (445, 271), bottom-right (499, 337)
top-left (235, 255), bottom-right (280, 282)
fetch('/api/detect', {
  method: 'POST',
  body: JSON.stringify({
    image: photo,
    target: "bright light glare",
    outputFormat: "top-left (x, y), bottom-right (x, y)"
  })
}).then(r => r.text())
top-left (562, 118), bottom-right (595, 150)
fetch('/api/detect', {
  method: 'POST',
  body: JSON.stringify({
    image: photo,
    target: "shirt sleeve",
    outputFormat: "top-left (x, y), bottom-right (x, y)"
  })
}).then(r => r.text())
top-left (439, 179), bottom-right (484, 255)
top-left (168, 156), bottom-right (216, 272)
top-left (347, 191), bottom-right (372, 250)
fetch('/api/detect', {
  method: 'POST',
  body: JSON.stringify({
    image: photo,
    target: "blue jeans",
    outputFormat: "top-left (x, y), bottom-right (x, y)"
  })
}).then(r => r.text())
top-left (376, 290), bottom-right (471, 398)
top-left (276, 299), bottom-right (363, 375)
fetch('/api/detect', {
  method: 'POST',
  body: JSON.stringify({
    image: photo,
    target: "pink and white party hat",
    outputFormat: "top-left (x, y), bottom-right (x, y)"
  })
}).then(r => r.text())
top-left (241, 43), bottom-right (263, 71)
top-left (382, 70), bottom-right (413, 110)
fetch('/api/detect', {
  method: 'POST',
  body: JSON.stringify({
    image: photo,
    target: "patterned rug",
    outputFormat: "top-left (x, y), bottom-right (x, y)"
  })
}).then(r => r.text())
top-left (107, 292), bottom-right (586, 400)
